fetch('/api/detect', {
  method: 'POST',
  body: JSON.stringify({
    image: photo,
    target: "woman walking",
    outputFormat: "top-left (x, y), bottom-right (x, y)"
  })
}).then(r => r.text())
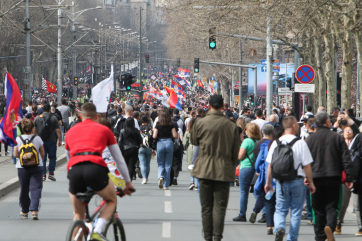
top-left (233, 123), bottom-right (261, 222)
top-left (153, 110), bottom-right (178, 190)
top-left (139, 115), bottom-right (154, 184)
top-left (13, 118), bottom-right (45, 220)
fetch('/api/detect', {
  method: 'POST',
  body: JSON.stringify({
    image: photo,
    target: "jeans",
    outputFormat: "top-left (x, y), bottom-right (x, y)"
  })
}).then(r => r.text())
top-left (253, 192), bottom-right (265, 214)
top-left (139, 147), bottom-right (152, 179)
top-left (11, 146), bottom-right (16, 164)
top-left (199, 179), bottom-right (230, 241)
top-left (156, 138), bottom-right (174, 188)
top-left (18, 166), bottom-right (43, 212)
top-left (338, 184), bottom-right (351, 223)
top-left (265, 192), bottom-right (276, 227)
top-left (61, 121), bottom-right (69, 142)
top-left (274, 179), bottom-right (305, 241)
top-left (42, 141), bottom-right (57, 176)
top-left (238, 167), bottom-right (255, 217)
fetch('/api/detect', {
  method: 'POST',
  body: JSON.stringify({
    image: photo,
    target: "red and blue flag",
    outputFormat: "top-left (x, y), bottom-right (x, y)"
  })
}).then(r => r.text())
top-left (168, 89), bottom-right (183, 111)
top-left (0, 72), bottom-right (23, 146)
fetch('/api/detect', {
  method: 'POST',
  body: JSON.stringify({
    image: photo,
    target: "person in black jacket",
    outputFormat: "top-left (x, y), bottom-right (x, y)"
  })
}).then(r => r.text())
top-left (305, 111), bottom-right (354, 241)
top-left (119, 117), bottom-right (142, 180)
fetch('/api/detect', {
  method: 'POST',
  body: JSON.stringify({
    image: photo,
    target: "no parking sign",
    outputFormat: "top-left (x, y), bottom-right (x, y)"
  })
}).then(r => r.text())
top-left (296, 65), bottom-right (315, 84)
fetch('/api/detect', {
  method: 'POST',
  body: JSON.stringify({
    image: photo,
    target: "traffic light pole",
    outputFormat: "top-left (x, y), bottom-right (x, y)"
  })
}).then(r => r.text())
top-left (138, 7), bottom-right (143, 95)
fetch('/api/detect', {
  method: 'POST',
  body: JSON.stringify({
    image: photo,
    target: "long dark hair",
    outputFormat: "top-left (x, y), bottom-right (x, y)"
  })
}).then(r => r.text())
top-left (124, 117), bottom-right (137, 137)
top-left (158, 110), bottom-right (172, 126)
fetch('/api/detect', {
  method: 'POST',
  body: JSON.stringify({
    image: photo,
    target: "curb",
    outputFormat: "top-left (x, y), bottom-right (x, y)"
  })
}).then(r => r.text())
top-left (0, 154), bottom-right (67, 198)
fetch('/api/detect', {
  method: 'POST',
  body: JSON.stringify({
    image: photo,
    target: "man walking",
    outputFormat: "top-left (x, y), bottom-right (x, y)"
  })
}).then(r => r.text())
top-left (265, 116), bottom-right (315, 241)
top-left (191, 95), bottom-right (240, 241)
top-left (306, 111), bottom-right (354, 241)
top-left (57, 98), bottom-right (71, 145)
top-left (34, 103), bottom-right (61, 181)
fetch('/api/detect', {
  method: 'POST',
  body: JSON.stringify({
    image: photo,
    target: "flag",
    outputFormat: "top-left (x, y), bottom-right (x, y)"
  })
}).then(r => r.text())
top-left (168, 89), bottom-right (183, 111)
top-left (198, 79), bottom-right (204, 88)
top-left (164, 86), bottom-right (173, 95)
top-left (42, 77), bottom-right (47, 90)
top-left (208, 81), bottom-right (213, 93)
top-left (173, 75), bottom-right (190, 88)
top-left (177, 90), bottom-right (186, 99)
top-left (43, 78), bottom-right (57, 93)
top-left (131, 83), bottom-right (140, 88)
top-left (91, 65), bottom-right (114, 113)
top-left (0, 72), bottom-right (23, 146)
top-left (178, 68), bottom-right (190, 77)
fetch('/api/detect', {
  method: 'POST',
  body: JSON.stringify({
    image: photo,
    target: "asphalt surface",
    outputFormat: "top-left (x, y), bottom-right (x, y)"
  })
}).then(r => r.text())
top-left (0, 150), bottom-right (361, 241)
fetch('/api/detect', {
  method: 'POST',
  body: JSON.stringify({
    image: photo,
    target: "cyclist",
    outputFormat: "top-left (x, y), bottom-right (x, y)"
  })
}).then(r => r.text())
top-left (65, 103), bottom-right (134, 241)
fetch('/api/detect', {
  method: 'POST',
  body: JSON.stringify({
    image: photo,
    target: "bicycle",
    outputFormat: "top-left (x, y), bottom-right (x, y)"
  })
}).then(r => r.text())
top-left (65, 187), bottom-right (135, 241)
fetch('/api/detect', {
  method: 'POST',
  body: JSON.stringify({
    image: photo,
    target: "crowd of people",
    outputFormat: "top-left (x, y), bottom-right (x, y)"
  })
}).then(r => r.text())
top-left (9, 73), bottom-right (362, 241)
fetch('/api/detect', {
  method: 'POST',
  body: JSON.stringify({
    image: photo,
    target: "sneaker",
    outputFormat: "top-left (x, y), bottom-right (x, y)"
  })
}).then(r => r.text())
top-left (90, 231), bottom-right (109, 241)
top-left (189, 183), bottom-right (195, 190)
top-left (42, 175), bottom-right (46, 181)
top-left (48, 174), bottom-right (56, 181)
top-left (194, 187), bottom-right (198, 191)
top-left (257, 213), bottom-right (266, 223)
top-left (172, 178), bottom-right (178, 185)
top-left (158, 178), bottom-right (164, 189)
top-left (141, 179), bottom-right (147, 184)
top-left (20, 212), bottom-right (28, 219)
top-left (249, 212), bottom-right (257, 224)
top-left (267, 227), bottom-right (273, 235)
top-left (232, 215), bottom-right (246, 222)
top-left (324, 226), bottom-right (335, 241)
top-left (275, 228), bottom-right (285, 241)
top-left (163, 187), bottom-right (169, 190)
top-left (334, 222), bottom-right (341, 234)
top-left (32, 211), bottom-right (38, 220)
top-left (235, 178), bottom-right (239, 186)
top-left (306, 220), bottom-right (313, 225)
top-left (356, 229), bottom-right (362, 236)
top-left (135, 167), bottom-right (142, 179)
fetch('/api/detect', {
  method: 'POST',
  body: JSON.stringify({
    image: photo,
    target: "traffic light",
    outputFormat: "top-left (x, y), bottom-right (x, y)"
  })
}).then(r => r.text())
top-left (209, 27), bottom-right (216, 50)
top-left (121, 73), bottom-right (135, 91)
top-left (145, 54), bottom-right (149, 63)
top-left (177, 58), bottom-right (180, 67)
top-left (250, 95), bottom-right (254, 106)
top-left (74, 77), bottom-right (78, 86)
top-left (286, 78), bottom-right (291, 89)
top-left (194, 58), bottom-right (199, 73)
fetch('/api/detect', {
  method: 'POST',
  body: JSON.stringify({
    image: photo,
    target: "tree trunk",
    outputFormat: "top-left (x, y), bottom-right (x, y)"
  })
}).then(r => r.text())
top-left (313, 28), bottom-right (326, 108)
top-left (220, 75), bottom-right (230, 106)
top-left (341, 15), bottom-right (353, 109)
top-left (353, 0), bottom-right (362, 116)
top-left (323, 20), bottom-right (337, 113)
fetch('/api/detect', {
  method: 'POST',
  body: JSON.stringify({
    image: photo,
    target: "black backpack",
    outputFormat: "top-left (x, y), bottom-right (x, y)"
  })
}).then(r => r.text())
top-left (38, 115), bottom-right (53, 141)
top-left (271, 138), bottom-right (301, 182)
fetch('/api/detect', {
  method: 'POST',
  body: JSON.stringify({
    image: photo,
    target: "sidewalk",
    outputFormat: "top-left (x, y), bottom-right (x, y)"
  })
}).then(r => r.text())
top-left (0, 146), bottom-right (67, 197)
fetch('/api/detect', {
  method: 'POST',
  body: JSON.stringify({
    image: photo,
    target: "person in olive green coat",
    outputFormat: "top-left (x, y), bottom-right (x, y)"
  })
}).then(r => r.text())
top-left (191, 95), bottom-right (240, 241)
top-left (183, 117), bottom-right (197, 190)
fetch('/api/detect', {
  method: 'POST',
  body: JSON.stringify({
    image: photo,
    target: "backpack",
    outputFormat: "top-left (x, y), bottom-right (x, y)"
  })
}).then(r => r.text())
top-left (30, 113), bottom-right (36, 121)
top-left (38, 115), bottom-right (53, 141)
top-left (270, 138), bottom-right (301, 182)
top-left (140, 125), bottom-right (154, 149)
top-left (19, 135), bottom-right (39, 167)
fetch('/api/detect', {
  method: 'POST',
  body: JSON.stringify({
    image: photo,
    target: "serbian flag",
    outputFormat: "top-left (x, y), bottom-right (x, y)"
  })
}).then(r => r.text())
top-left (173, 75), bottom-right (190, 88)
top-left (43, 78), bottom-right (57, 93)
top-left (178, 68), bottom-right (190, 77)
top-left (164, 86), bottom-right (173, 95)
top-left (0, 72), bottom-right (23, 146)
top-left (168, 89), bottom-right (183, 111)
top-left (198, 79), bottom-right (204, 88)
top-left (177, 90), bottom-right (186, 99)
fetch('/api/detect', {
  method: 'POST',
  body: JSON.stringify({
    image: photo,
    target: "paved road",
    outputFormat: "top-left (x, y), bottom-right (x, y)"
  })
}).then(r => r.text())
top-left (0, 152), bottom-right (360, 241)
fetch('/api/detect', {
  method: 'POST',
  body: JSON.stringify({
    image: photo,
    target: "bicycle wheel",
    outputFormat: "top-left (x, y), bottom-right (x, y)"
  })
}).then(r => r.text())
top-left (103, 217), bottom-right (126, 241)
top-left (65, 219), bottom-right (89, 241)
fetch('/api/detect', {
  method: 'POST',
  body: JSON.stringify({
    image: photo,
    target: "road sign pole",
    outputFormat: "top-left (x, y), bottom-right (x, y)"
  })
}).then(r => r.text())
top-left (266, 17), bottom-right (273, 119)
top-left (254, 68), bottom-right (257, 106)
top-left (274, 45), bottom-right (279, 106)
top-left (239, 39), bottom-right (242, 110)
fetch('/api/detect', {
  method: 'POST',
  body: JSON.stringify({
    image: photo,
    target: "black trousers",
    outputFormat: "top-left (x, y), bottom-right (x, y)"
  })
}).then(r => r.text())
top-left (312, 176), bottom-right (341, 241)
top-left (123, 148), bottom-right (139, 179)
top-left (172, 145), bottom-right (183, 178)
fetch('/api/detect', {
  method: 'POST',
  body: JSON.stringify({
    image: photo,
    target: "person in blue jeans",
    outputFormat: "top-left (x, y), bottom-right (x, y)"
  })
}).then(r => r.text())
top-left (34, 103), bottom-right (61, 181)
top-left (153, 110), bottom-right (178, 190)
top-left (233, 123), bottom-right (261, 222)
top-left (265, 116), bottom-right (315, 241)
top-left (139, 115), bottom-right (154, 184)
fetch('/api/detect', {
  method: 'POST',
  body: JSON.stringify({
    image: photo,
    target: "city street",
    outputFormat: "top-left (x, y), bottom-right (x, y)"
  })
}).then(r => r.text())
top-left (0, 149), bottom-right (360, 241)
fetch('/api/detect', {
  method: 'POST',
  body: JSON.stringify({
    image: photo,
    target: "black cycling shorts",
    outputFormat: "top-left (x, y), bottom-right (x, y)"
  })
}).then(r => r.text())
top-left (67, 162), bottom-right (109, 195)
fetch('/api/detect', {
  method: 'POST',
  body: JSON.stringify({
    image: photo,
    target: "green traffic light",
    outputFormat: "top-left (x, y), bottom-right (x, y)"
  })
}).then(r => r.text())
top-left (251, 102), bottom-right (254, 106)
top-left (195, 68), bottom-right (199, 73)
top-left (126, 86), bottom-right (131, 90)
top-left (209, 42), bottom-right (216, 48)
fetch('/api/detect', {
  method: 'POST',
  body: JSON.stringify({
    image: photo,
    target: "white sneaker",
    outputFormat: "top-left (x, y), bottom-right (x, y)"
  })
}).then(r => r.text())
top-left (163, 187), bottom-right (169, 190)
top-left (142, 179), bottom-right (148, 184)
top-left (158, 178), bottom-right (164, 189)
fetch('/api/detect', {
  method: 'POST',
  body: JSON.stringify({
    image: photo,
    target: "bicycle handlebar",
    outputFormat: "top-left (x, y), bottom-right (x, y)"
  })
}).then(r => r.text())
top-left (116, 187), bottom-right (136, 197)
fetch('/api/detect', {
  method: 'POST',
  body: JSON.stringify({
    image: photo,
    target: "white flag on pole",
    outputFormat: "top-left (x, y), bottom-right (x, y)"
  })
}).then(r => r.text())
top-left (91, 65), bottom-right (114, 113)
